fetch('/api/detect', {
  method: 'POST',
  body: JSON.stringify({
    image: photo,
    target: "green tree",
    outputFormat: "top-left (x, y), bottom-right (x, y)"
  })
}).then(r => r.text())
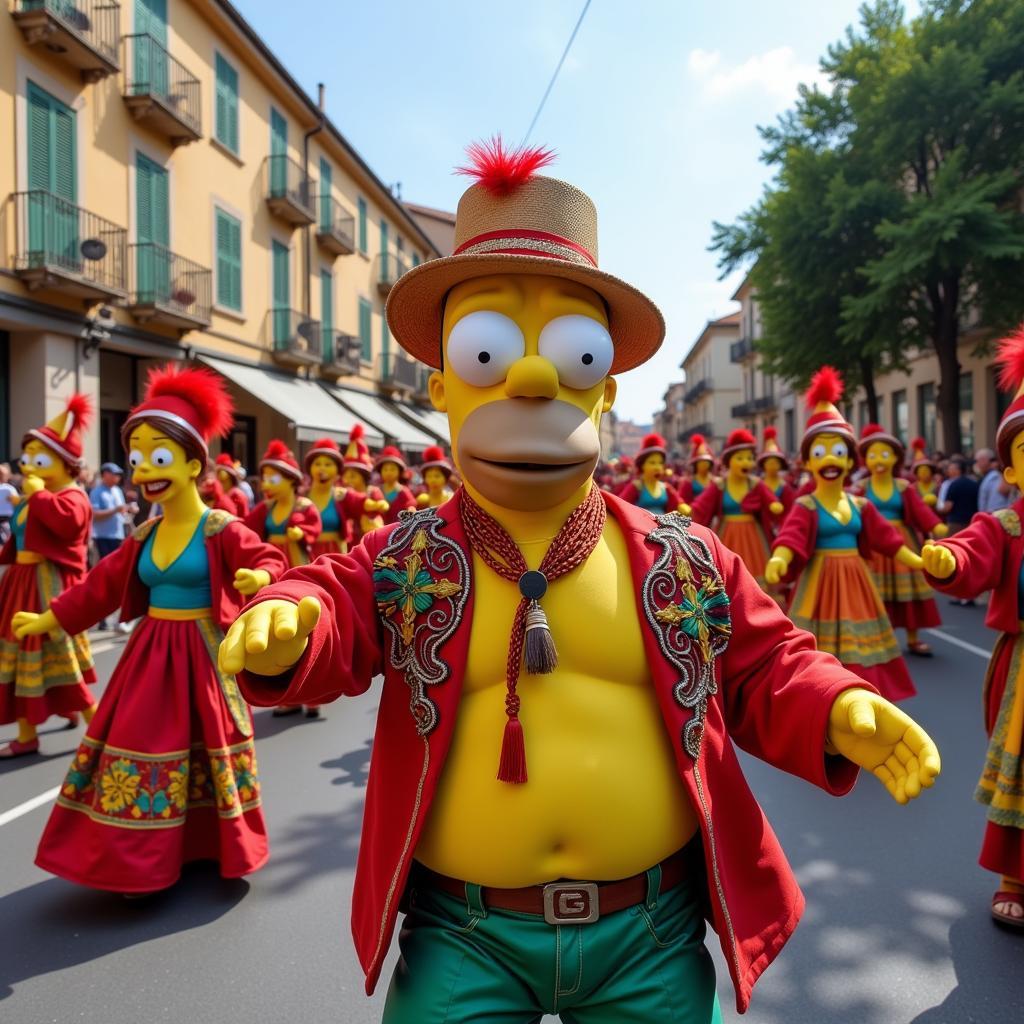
top-left (713, 0), bottom-right (1024, 451)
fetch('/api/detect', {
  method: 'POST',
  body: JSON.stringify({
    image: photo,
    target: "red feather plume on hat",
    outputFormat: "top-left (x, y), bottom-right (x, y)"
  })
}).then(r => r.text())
top-left (690, 433), bottom-right (705, 447)
top-left (860, 422), bottom-right (884, 439)
top-left (456, 136), bottom-right (557, 197)
top-left (805, 366), bottom-right (844, 408)
top-left (996, 325), bottom-right (1024, 393)
top-left (641, 432), bottom-right (666, 450)
top-left (263, 439), bottom-right (293, 462)
top-left (144, 364), bottom-right (233, 440)
top-left (725, 428), bottom-right (756, 447)
top-left (63, 393), bottom-right (94, 437)
top-left (763, 426), bottom-right (777, 441)
top-left (349, 423), bottom-right (365, 443)
top-left (422, 445), bottom-right (446, 463)
top-left (911, 437), bottom-right (927, 451)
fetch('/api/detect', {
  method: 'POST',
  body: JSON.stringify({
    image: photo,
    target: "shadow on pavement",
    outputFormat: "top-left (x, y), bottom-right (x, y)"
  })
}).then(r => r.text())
top-left (0, 863), bottom-right (249, 999)
top-left (263, 802), bottom-right (364, 893)
top-left (322, 739), bottom-right (372, 789)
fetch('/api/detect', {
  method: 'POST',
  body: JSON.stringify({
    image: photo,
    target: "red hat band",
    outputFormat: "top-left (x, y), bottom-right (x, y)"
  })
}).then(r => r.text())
top-left (26, 427), bottom-right (82, 467)
top-left (125, 396), bottom-right (208, 455)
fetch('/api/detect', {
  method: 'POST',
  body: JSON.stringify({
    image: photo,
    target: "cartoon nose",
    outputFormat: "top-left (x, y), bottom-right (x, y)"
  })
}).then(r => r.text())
top-left (505, 356), bottom-right (559, 400)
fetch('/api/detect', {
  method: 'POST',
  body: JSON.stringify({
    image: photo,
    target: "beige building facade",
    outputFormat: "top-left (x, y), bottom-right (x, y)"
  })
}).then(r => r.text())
top-left (678, 312), bottom-right (741, 449)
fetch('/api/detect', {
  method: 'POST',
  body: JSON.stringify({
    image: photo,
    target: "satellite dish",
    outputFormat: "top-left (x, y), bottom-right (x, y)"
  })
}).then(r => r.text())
top-left (80, 238), bottom-right (106, 261)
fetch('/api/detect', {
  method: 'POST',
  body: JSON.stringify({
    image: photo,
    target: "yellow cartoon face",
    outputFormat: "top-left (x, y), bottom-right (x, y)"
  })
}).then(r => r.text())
top-left (127, 421), bottom-right (202, 505)
top-left (915, 463), bottom-right (933, 484)
top-left (342, 466), bottom-right (368, 492)
top-left (19, 438), bottom-right (74, 489)
top-left (727, 448), bottom-right (756, 477)
top-left (640, 452), bottom-right (665, 479)
top-left (215, 468), bottom-right (235, 489)
top-left (310, 455), bottom-right (340, 486)
top-left (693, 457), bottom-right (713, 476)
top-left (1003, 434), bottom-right (1024, 491)
top-left (423, 466), bottom-right (449, 492)
top-left (379, 461), bottom-right (401, 487)
top-left (865, 440), bottom-right (898, 476)
top-left (807, 431), bottom-right (853, 482)
top-left (260, 467), bottom-right (294, 502)
top-left (430, 274), bottom-right (616, 511)
top-left (762, 456), bottom-right (783, 476)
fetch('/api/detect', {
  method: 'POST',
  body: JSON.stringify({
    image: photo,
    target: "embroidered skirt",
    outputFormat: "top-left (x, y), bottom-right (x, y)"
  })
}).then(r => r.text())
top-left (0, 560), bottom-right (95, 725)
top-left (976, 631), bottom-right (1024, 879)
top-left (789, 549), bottom-right (915, 702)
top-left (869, 521), bottom-right (941, 630)
top-left (35, 614), bottom-right (267, 892)
top-left (718, 515), bottom-right (771, 586)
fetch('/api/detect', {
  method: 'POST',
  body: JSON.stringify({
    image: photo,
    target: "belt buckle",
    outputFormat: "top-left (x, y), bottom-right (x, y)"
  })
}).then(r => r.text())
top-left (542, 882), bottom-right (600, 925)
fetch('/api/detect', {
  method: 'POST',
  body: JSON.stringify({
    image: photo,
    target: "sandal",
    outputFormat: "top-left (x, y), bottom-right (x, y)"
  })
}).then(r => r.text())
top-left (992, 891), bottom-right (1024, 929)
top-left (907, 641), bottom-right (933, 657)
top-left (272, 706), bottom-right (302, 717)
top-left (305, 706), bottom-right (322, 719)
top-left (0, 738), bottom-right (41, 758)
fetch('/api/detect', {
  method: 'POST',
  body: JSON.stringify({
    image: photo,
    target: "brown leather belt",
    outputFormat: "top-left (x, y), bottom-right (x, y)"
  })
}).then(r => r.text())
top-left (413, 845), bottom-right (694, 925)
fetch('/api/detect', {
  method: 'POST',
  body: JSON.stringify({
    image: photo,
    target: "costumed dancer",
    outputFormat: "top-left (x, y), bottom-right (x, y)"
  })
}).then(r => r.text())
top-left (14, 366), bottom-right (287, 891)
top-left (0, 395), bottom-right (97, 758)
top-left (766, 368), bottom-right (919, 702)
top-left (617, 433), bottom-right (685, 514)
top-left (304, 437), bottom-right (349, 556)
top-left (856, 423), bottom-right (947, 657)
top-left (340, 425), bottom-right (389, 543)
top-left (218, 139), bottom-right (940, 1022)
top-left (910, 438), bottom-right (940, 507)
top-left (201, 453), bottom-right (250, 518)
top-left (921, 326), bottom-right (1024, 930)
top-left (758, 426), bottom-right (795, 518)
top-left (375, 446), bottom-right (417, 525)
top-left (689, 428), bottom-right (782, 586)
top-left (678, 433), bottom-right (716, 507)
top-left (415, 445), bottom-right (454, 508)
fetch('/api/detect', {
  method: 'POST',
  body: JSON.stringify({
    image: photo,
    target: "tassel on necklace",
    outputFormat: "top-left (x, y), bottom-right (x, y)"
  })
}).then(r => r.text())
top-left (523, 600), bottom-right (558, 675)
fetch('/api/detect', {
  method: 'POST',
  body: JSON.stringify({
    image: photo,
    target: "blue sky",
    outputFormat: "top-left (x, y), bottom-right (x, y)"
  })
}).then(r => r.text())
top-left (239, 0), bottom-right (921, 424)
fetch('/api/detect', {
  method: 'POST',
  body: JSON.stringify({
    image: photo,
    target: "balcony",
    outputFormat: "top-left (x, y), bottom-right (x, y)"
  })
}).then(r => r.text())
top-left (267, 308), bottom-right (321, 367)
top-left (730, 336), bottom-right (755, 363)
top-left (684, 377), bottom-right (711, 404)
top-left (320, 331), bottom-right (362, 379)
top-left (378, 352), bottom-right (425, 394)
top-left (315, 195), bottom-right (355, 256)
top-left (680, 423), bottom-right (712, 442)
top-left (11, 0), bottom-right (120, 82)
top-left (264, 156), bottom-right (315, 226)
top-left (122, 34), bottom-right (201, 145)
top-left (10, 190), bottom-right (126, 301)
top-left (731, 395), bottom-right (776, 418)
top-left (373, 250), bottom-right (409, 297)
top-left (127, 242), bottom-right (211, 330)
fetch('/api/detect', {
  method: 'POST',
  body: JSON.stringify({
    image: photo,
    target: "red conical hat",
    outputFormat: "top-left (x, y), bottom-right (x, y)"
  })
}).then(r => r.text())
top-left (757, 426), bottom-right (789, 469)
top-left (124, 365), bottom-right (234, 455)
top-left (260, 439), bottom-right (303, 481)
top-left (995, 324), bottom-right (1024, 465)
top-left (635, 432), bottom-right (667, 467)
top-left (343, 424), bottom-right (373, 476)
top-left (801, 367), bottom-right (855, 460)
top-left (374, 445), bottom-right (407, 471)
top-left (720, 427), bottom-right (757, 465)
top-left (420, 444), bottom-right (453, 478)
top-left (304, 436), bottom-right (344, 472)
top-left (26, 393), bottom-right (93, 467)
top-left (909, 437), bottom-right (936, 470)
top-left (857, 422), bottom-right (904, 459)
top-left (214, 452), bottom-right (243, 481)
top-left (687, 432), bottom-right (715, 468)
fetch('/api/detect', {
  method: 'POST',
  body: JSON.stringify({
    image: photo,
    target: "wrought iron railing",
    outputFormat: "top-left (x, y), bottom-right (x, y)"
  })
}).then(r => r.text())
top-left (269, 308), bottom-right (321, 359)
top-left (14, 0), bottom-right (120, 66)
top-left (378, 352), bottom-right (421, 390)
top-left (12, 189), bottom-right (126, 293)
top-left (684, 378), bottom-right (711, 404)
top-left (124, 33), bottom-right (201, 136)
top-left (729, 337), bottom-right (754, 363)
top-left (264, 155), bottom-right (315, 216)
top-left (316, 194), bottom-right (355, 250)
top-left (374, 249), bottom-right (409, 289)
top-left (323, 332), bottom-right (361, 372)
top-left (129, 242), bottom-right (211, 323)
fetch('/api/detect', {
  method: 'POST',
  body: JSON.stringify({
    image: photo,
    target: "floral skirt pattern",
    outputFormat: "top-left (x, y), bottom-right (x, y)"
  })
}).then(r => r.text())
top-left (0, 560), bottom-right (95, 725)
top-left (868, 521), bottom-right (941, 630)
top-left (35, 615), bottom-right (267, 892)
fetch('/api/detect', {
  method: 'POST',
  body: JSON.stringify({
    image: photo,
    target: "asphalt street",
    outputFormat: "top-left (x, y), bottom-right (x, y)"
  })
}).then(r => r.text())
top-left (1, 601), bottom-right (1023, 1024)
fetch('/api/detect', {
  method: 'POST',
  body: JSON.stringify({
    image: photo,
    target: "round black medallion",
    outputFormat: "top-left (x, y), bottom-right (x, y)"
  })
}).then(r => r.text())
top-left (518, 569), bottom-right (548, 600)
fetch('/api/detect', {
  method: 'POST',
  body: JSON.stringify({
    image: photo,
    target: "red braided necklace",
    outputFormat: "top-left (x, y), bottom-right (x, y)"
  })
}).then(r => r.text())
top-left (459, 485), bottom-right (607, 784)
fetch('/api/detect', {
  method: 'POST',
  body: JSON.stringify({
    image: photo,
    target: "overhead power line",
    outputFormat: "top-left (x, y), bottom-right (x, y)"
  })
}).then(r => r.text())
top-left (522, 0), bottom-right (593, 146)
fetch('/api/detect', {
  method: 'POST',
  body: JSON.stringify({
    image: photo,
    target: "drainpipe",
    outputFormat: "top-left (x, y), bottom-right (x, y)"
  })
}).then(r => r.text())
top-left (303, 83), bottom-right (327, 369)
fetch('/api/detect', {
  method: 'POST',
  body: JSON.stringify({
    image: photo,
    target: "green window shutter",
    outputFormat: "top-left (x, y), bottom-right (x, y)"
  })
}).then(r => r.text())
top-left (27, 84), bottom-right (51, 193)
top-left (272, 240), bottom-right (290, 345)
top-left (215, 208), bottom-right (242, 311)
top-left (318, 158), bottom-right (332, 230)
top-left (359, 297), bottom-right (372, 361)
top-left (135, 153), bottom-right (168, 245)
top-left (381, 315), bottom-right (390, 377)
top-left (53, 103), bottom-right (76, 203)
top-left (379, 219), bottom-right (389, 280)
top-left (321, 269), bottom-right (333, 337)
top-left (412, 253), bottom-right (421, 268)
top-left (215, 53), bottom-right (239, 153)
top-left (270, 108), bottom-right (287, 196)
top-left (135, 0), bottom-right (167, 44)
top-left (357, 197), bottom-right (367, 253)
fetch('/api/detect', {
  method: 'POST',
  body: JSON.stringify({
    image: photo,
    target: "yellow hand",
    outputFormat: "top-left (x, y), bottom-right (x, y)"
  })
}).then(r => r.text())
top-left (827, 688), bottom-right (941, 804)
top-left (931, 523), bottom-right (949, 538)
top-left (895, 545), bottom-right (923, 570)
top-left (364, 499), bottom-right (389, 514)
top-left (920, 542), bottom-right (956, 579)
top-left (218, 596), bottom-right (321, 677)
top-left (923, 493), bottom-right (938, 507)
top-left (769, 501), bottom-right (784, 516)
top-left (678, 502), bottom-right (692, 516)
top-left (286, 525), bottom-right (304, 541)
top-left (21, 474), bottom-right (44, 497)
top-left (233, 568), bottom-right (271, 597)
top-left (417, 493), bottom-right (430, 507)
top-left (13, 608), bottom-right (59, 639)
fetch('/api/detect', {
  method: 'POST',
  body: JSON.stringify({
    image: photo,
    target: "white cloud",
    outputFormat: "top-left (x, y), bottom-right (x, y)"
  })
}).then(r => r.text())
top-left (687, 45), bottom-right (827, 103)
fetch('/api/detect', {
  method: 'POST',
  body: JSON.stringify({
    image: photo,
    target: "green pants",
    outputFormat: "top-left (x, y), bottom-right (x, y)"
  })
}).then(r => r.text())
top-left (383, 866), bottom-right (722, 1023)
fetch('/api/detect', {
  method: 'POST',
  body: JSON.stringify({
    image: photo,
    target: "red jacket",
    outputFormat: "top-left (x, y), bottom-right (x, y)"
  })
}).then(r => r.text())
top-left (237, 490), bottom-right (869, 1012)
top-left (772, 494), bottom-right (905, 575)
top-left (202, 478), bottom-right (250, 519)
top-left (690, 478), bottom-right (779, 538)
top-left (678, 476), bottom-right (717, 506)
top-left (618, 479), bottom-right (683, 511)
top-left (244, 497), bottom-right (321, 562)
top-left (767, 480), bottom-right (796, 520)
top-left (854, 478), bottom-right (941, 539)
top-left (0, 486), bottom-right (92, 577)
top-left (381, 484), bottom-right (417, 525)
top-left (48, 510), bottom-right (287, 633)
top-left (342, 486), bottom-right (387, 543)
top-left (924, 502), bottom-right (1024, 635)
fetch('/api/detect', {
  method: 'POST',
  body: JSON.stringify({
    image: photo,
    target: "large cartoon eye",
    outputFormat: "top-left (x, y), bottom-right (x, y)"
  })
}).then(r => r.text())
top-left (265, 473), bottom-right (283, 486)
top-left (151, 447), bottom-right (175, 468)
top-left (128, 450), bottom-right (144, 468)
top-left (831, 441), bottom-right (848, 459)
top-left (32, 452), bottom-right (54, 469)
top-left (538, 315), bottom-right (613, 390)
top-left (810, 443), bottom-right (826, 460)
top-left (446, 311), bottom-right (525, 387)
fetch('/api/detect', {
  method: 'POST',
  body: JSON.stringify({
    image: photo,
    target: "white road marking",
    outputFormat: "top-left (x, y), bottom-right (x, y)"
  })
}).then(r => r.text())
top-left (925, 629), bottom-right (992, 660)
top-left (0, 785), bottom-right (59, 828)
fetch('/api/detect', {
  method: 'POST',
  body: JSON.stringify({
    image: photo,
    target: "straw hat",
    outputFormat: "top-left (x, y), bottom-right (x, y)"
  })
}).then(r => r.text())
top-left (386, 138), bottom-right (664, 374)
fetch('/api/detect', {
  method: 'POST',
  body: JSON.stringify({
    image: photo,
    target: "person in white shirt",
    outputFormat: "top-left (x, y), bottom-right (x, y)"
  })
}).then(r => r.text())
top-left (0, 463), bottom-right (18, 545)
